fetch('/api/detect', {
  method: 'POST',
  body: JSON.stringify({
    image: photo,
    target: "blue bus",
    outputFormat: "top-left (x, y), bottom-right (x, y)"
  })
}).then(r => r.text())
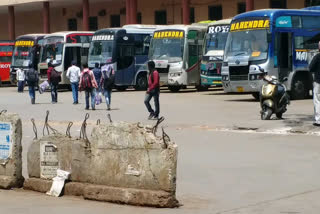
top-left (222, 8), bottom-right (320, 100)
top-left (88, 25), bottom-right (158, 91)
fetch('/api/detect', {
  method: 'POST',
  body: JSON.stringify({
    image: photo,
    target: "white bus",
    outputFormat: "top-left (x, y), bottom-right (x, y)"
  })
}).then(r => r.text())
top-left (148, 25), bottom-right (207, 92)
top-left (38, 31), bottom-right (93, 85)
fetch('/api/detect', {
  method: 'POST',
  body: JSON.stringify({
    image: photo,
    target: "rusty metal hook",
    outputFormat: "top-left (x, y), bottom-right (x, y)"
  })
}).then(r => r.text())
top-left (162, 127), bottom-right (170, 149)
top-left (80, 113), bottom-right (90, 141)
top-left (152, 116), bottom-right (165, 135)
top-left (42, 110), bottom-right (58, 136)
top-left (107, 113), bottom-right (113, 123)
top-left (0, 110), bottom-right (7, 115)
top-left (66, 122), bottom-right (73, 138)
top-left (31, 118), bottom-right (38, 140)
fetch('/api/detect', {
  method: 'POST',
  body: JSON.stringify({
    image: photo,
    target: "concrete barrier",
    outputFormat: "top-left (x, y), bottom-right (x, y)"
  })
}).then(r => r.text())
top-left (0, 111), bottom-right (24, 189)
top-left (25, 121), bottom-right (178, 207)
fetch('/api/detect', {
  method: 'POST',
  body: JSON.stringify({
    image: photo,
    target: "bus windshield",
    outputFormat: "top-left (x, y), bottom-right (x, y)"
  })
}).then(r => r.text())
top-left (41, 43), bottom-right (64, 64)
top-left (12, 46), bottom-right (33, 67)
top-left (204, 32), bottom-right (228, 55)
top-left (41, 37), bottom-right (64, 64)
top-left (225, 29), bottom-right (268, 61)
top-left (88, 40), bottom-right (114, 66)
top-left (149, 38), bottom-right (184, 63)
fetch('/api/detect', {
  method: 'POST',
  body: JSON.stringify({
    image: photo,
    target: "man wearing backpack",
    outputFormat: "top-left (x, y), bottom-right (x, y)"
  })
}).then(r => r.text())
top-left (100, 63), bottom-right (115, 111)
top-left (144, 61), bottom-right (160, 120)
top-left (79, 63), bottom-right (98, 110)
top-left (47, 62), bottom-right (61, 104)
top-left (25, 63), bottom-right (39, 104)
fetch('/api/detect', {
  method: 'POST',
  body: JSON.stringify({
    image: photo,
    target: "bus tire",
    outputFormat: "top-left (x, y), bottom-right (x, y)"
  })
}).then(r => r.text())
top-left (196, 85), bottom-right (209, 91)
top-left (291, 78), bottom-right (307, 100)
top-left (168, 85), bottom-right (181, 92)
top-left (0, 78), bottom-right (2, 87)
top-left (252, 92), bottom-right (260, 101)
top-left (115, 86), bottom-right (128, 91)
top-left (135, 73), bottom-right (148, 91)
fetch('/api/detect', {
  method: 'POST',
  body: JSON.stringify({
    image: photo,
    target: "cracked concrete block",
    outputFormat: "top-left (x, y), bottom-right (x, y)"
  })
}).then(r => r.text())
top-left (0, 112), bottom-right (24, 189)
top-left (89, 122), bottom-right (178, 194)
top-left (25, 121), bottom-right (178, 207)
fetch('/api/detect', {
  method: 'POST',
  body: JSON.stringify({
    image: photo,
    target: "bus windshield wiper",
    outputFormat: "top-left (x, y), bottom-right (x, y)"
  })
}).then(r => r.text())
top-left (234, 52), bottom-right (247, 56)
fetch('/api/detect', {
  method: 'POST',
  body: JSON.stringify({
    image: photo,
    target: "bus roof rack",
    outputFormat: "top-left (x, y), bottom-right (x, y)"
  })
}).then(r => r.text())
top-left (123, 24), bottom-right (164, 29)
top-left (302, 6), bottom-right (320, 10)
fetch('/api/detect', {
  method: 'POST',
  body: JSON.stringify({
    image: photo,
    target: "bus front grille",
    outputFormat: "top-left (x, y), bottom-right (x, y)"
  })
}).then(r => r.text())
top-left (157, 66), bottom-right (170, 73)
top-left (229, 66), bottom-right (249, 81)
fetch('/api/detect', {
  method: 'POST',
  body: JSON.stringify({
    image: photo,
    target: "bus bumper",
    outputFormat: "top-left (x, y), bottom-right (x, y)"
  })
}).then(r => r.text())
top-left (201, 75), bottom-right (222, 86)
top-left (222, 80), bottom-right (263, 93)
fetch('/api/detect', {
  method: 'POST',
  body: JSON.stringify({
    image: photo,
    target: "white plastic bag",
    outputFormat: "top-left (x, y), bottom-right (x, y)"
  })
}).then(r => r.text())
top-left (46, 169), bottom-right (71, 197)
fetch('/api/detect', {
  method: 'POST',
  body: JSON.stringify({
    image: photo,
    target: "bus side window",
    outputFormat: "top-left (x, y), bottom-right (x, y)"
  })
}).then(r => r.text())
top-left (188, 30), bottom-right (199, 68)
top-left (117, 45), bottom-right (134, 70)
top-left (134, 34), bottom-right (144, 55)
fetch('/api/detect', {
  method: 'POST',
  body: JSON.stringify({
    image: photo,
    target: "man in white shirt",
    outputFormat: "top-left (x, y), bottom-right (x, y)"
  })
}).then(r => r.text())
top-left (16, 68), bottom-right (25, 93)
top-left (66, 60), bottom-right (81, 104)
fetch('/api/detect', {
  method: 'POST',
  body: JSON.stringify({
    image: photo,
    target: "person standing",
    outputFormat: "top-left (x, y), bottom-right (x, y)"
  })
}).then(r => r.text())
top-left (47, 62), bottom-right (61, 104)
top-left (100, 63), bottom-right (115, 111)
top-left (66, 60), bottom-right (81, 104)
top-left (16, 68), bottom-right (25, 93)
top-left (25, 64), bottom-right (39, 104)
top-left (144, 61), bottom-right (160, 120)
top-left (79, 63), bottom-right (98, 110)
top-left (309, 42), bottom-right (320, 126)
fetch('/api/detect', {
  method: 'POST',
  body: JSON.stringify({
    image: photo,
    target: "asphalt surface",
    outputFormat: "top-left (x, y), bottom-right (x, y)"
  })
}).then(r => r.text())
top-left (0, 86), bottom-right (320, 214)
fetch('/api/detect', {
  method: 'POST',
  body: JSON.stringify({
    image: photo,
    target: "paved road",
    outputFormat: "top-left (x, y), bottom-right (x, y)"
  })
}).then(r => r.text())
top-left (0, 86), bottom-right (320, 214)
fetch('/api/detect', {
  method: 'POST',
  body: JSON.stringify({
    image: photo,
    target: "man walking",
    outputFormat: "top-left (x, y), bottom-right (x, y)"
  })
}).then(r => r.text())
top-left (310, 42), bottom-right (320, 126)
top-left (66, 60), bottom-right (81, 104)
top-left (79, 63), bottom-right (98, 110)
top-left (47, 62), bottom-right (61, 104)
top-left (101, 63), bottom-right (115, 111)
top-left (25, 63), bottom-right (38, 104)
top-left (144, 61), bottom-right (160, 120)
top-left (93, 62), bottom-right (102, 92)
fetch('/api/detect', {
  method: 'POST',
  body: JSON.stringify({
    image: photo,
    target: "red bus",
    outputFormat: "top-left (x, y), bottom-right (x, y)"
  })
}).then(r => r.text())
top-left (0, 41), bottom-right (14, 86)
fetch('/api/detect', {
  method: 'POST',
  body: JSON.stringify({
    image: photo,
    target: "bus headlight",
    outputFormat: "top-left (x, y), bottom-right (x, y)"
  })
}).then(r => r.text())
top-left (222, 75), bottom-right (229, 81)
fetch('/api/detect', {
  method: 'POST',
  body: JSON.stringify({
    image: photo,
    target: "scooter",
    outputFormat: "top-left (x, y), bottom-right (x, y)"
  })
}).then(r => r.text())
top-left (260, 74), bottom-right (290, 120)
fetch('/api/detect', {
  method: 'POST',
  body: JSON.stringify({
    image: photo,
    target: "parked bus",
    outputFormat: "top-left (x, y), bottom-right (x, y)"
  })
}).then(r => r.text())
top-left (10, 34), bottom-right (45, 85)
top-left (222, 8), bottom-right (320, 100)
top-left (148, 25), bottom-right (207, 92)
top-left (88, 25), bottom-right (159, 91)
top-left (0, 41), bottom-right (14, 86)
top-left (38, 31), bottom-right (93, 85)
top-left (201, 19), bottom-right (231, 88)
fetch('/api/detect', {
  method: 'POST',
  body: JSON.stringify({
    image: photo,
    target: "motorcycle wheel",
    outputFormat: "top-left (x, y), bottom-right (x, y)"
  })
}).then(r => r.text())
top-left (261, 106), bottom-right (273, 120)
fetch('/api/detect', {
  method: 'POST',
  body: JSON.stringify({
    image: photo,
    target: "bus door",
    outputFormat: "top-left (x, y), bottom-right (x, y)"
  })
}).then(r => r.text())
top-left (64, 44), bottom-right (82, 71)
top-left (187, 30), bottom-right (201, 85)
top-left (275, 32), bottom-right (293, 81)
top-left (81, 43), bottom-right (90, 68)
top-left (116, 43), bottom-right (135, 86)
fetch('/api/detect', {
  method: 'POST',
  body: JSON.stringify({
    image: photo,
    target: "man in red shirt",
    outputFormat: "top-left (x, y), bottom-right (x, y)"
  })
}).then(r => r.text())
top-left (144, 61), bottom-right (160, 120)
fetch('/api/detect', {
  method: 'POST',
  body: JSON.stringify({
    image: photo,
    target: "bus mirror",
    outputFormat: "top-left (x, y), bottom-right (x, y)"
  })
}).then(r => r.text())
top-left (267, 33), bottom-right (272, 43)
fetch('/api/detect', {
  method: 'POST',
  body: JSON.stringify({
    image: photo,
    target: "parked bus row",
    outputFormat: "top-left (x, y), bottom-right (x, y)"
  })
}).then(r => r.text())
top-left (4, 7), bottom-right (320, 99)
